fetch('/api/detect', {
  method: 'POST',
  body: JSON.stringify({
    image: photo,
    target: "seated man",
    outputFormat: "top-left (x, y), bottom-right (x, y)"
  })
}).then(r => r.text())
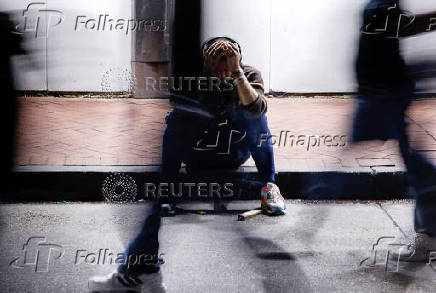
top-left (88, 37), bottom-right (285, 292)
top-left (162, 36), bottom-right (286, 215)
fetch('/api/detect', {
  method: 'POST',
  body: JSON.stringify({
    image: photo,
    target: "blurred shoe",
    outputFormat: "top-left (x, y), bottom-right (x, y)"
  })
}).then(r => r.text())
top-left (88, 271), bottom-right (142, 292)
top-left (88, 270), bottom-right (166, 293)
top-left (161, 204), bottom-right (176, 217)
top-left (389, 233), bottom-right (436, 262)
top-left (260, 182), bottom-right (286, 215)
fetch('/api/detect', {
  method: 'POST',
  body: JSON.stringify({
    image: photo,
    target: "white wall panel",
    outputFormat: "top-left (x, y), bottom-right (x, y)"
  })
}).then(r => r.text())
top-left (3, 0), bottom-right (436, 93)
top-left (270, 0), bottom-right (367, 93)
top-left (201, 0), bottom-right (271, 91)
top-left (46, 0), bottom-right (132, 92)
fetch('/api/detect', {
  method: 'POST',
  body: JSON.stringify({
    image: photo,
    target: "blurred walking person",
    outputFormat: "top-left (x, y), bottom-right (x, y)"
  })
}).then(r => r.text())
top-left (0, 11), bottom-right (25, 194)
top-left (354, 0), bottom-right (436, 261)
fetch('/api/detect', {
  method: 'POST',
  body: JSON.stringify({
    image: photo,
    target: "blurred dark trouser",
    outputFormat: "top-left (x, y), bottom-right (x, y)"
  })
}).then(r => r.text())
top-left (117, 202), bottom-right (162, 276)
top-left (353, 95), bottom-right (436, 236)
top-left (0, 12), bottom-right (23, 193)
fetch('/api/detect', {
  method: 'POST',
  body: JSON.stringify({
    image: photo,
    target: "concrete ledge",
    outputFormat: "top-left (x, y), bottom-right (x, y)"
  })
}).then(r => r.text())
top-left (13, 165), bottom-right (406, 174)
top-left (5, 166), bottom-right (409, 202)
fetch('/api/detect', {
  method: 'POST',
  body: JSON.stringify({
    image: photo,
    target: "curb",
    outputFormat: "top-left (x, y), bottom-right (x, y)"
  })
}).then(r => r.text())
top-left (5, 166), bottom-right (410, 202)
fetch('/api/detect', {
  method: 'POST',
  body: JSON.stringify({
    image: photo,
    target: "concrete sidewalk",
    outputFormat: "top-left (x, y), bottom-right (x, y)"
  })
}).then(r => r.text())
top-left (14, 97), bottom-right (436, 171)
top-left (1, 201), bottom-right (435, 292)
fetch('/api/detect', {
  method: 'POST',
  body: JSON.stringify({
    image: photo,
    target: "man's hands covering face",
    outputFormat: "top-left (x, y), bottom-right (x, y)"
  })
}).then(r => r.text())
top-left (204, 40), bottom-right (242, 79)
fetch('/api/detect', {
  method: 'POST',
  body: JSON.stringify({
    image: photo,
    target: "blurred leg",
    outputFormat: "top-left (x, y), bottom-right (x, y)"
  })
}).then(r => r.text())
top-left (118, 110), bottom-right (194, 275)
top-left (394, 102), bottom-right (436, 236)
top-left (117, 202), bottom-right (162, 276)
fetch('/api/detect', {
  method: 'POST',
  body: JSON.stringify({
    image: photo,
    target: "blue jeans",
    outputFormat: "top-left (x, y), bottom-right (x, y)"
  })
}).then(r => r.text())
top-left (118, 107), bottom-right (275, 275)
top-left (162, 108), bottom-right (275, 184)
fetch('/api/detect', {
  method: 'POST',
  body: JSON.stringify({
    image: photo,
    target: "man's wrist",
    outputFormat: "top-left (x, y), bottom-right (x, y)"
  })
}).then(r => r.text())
top-left (231, 67), bottom-right (244, 79)
top-left (233, 75), bottom-right (247, 87)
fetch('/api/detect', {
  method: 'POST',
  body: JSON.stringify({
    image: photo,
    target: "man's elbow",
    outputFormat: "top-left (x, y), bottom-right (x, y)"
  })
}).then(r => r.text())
top-left (242, 95), bottom-right (267, 119)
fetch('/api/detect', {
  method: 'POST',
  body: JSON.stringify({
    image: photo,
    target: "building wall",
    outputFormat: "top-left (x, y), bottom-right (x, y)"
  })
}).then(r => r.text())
top-left (201, 0), bottom-right (272, 91)
top-left (2, 0), bottom-right (436, 93)
top-left (1, 0), bottom-right (132, 92)
top-left (202, 0), bottom-right (436, 93)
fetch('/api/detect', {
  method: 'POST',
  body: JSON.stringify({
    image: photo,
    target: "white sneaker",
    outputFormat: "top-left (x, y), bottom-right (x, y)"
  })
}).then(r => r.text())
top-left (88, 271), bottom-right (166, 293)
top-left (389, 233), bottom-right (436, 262)
top-left (261, 182), bottom-right (286, 215)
